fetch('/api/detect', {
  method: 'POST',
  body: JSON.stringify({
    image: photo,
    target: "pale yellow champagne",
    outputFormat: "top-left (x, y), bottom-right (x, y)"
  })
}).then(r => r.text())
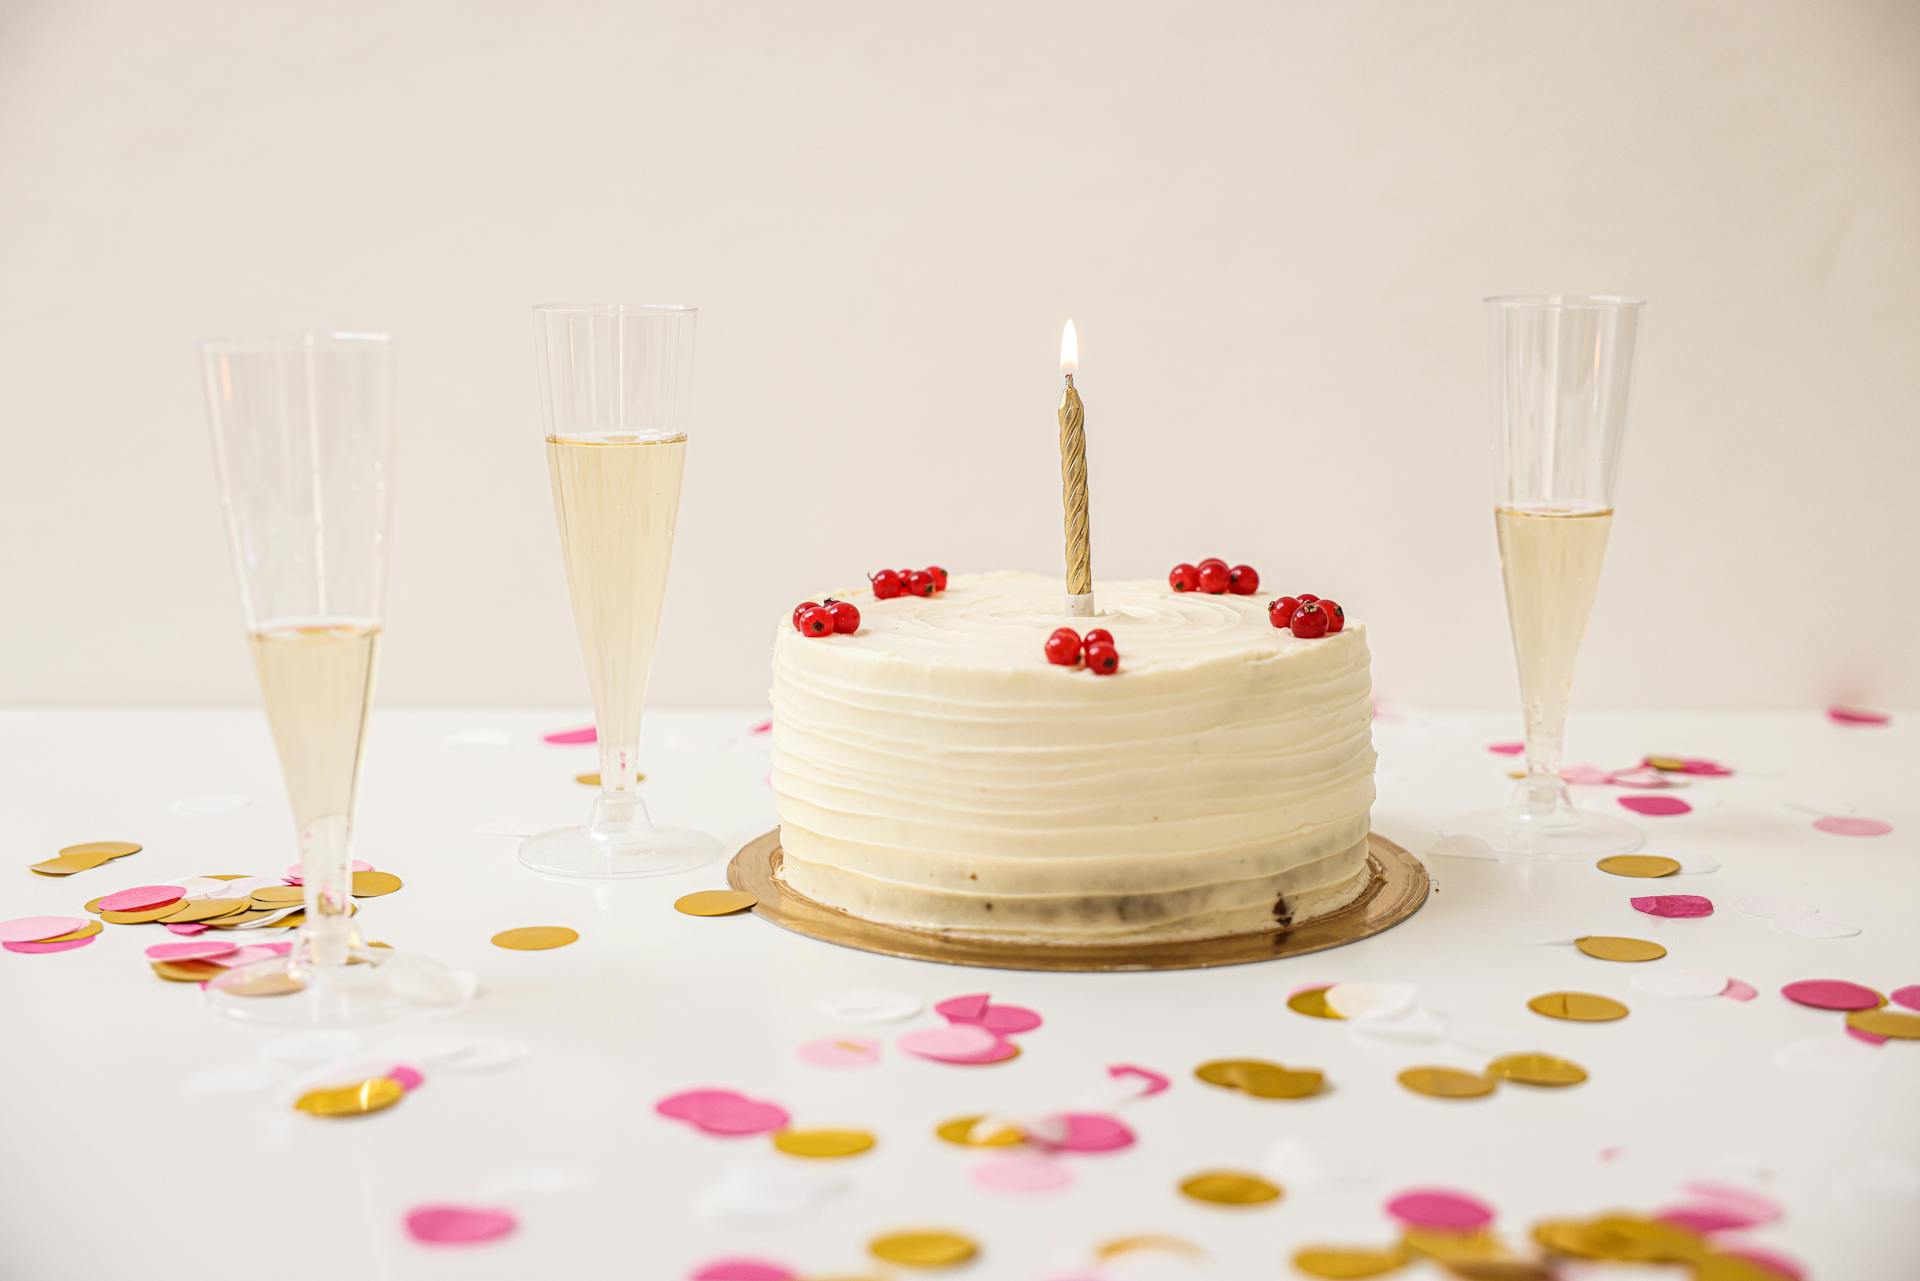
top-left (546, 433), bottom-right (687, 788)
top-left (1495, 505), bottom-right (1613, 762)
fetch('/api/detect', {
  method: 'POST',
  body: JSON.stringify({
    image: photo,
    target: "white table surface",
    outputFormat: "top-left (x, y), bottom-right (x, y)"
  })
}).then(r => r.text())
top-left (3, 706), bottom-right (1916, 1281)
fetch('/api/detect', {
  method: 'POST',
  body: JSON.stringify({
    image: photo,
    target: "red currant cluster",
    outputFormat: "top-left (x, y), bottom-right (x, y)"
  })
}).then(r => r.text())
top-left (1044, 626), bottom-right (1121, 675)
top-left (870, 566), bottom-right (949, 599)
top-left (1168, 558), bottom-right (1259, 595)
top-left (1269, 593), bottom-right (1345, 638)
top-left (791, 598), bottom-right (861, 638)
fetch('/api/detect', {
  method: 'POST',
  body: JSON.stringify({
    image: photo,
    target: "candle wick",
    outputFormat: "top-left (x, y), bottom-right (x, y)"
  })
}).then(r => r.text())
top-left (1063, 373), bottom-right (1075, 389)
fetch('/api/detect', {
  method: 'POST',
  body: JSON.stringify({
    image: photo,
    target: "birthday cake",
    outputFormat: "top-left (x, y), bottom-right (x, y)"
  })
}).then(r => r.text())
top-left (769, 570), bottom-right (1377, 944)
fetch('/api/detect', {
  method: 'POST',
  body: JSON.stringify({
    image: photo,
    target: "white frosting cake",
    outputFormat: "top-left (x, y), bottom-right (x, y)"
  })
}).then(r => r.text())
top-left (769, 571), bottom-right (1377, 943)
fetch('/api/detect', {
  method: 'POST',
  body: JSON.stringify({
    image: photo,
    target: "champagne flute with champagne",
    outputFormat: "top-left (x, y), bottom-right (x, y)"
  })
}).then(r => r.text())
top-left (520, 304), bottom-right (721, 878)
top-left (1445, 295), bottom-right (1647, 859)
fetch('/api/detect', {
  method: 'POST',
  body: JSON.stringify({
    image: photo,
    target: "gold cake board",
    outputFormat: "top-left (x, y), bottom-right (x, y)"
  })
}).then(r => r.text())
top-left (726, 830), bottom-right (1428, 973)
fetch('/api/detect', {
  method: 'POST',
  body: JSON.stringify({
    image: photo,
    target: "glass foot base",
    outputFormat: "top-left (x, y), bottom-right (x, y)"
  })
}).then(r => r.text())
top-left (1442, 805), bottom-right (1646, 861)
top-left (517, 824), bottom-right (722, 880)
top-left (204, 947), bottom-right (476, 1027)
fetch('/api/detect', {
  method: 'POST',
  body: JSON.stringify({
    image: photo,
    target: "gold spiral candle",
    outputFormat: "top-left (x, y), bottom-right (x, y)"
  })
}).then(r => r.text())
top-left (1058, 320), bottom-right (1094, 615)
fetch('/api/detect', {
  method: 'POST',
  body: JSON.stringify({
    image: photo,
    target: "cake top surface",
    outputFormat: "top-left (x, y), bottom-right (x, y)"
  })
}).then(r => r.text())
top-left (777, 570), bottom-right (1362, 678)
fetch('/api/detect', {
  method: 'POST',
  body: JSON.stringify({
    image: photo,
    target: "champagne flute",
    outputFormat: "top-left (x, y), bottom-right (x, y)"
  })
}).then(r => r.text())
top-left (1445, 295), bottom-right (1646, 859)
top-left (519, 304), bottom-right (721, 879)
top-left (200, 333), bottom-right (469, 1022)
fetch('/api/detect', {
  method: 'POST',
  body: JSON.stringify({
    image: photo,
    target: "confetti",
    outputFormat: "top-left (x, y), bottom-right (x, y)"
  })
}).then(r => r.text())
top-left (1179, 1170), bottom-right (1283, 1206)
top-left (1528, 992), bottom-right (1628, 1022)
top-left (1576, 936), bottom-right (1667, 963)
top-left (1632, 970), bottom-right (1734, 999)
top-left (295, 1076), bottom-right (406, 1118)
top-left (1721, 979), bottom-right (1758, 1001)
top-left (4, 934), bottom-right (98, 954)
top-left (1715, 1245), bottom-right (1807, 1280)
top-left (97, 884), bottom-right (185, 912)
top-left (675, 890), bottom-right (758, 917)
top-left (1845, 1009), bottom-right (1920, 1039)
top-left (1325, 981), bottom-right (1418, 1021)
top-left (1107, 1064), bottom-right (1170, 1097)
top-left (772, 1128), bottom-right (875, 1158)
top-left (145, 939), bottom-right (238, 961)
top-left (404, 1204), bottom-right (517, 1246)
top-left (390, 1065), bottom-right (426, 1091)
top-left (935, 1115), bottom-right (1024, 1147)
top-left (1631, 895), bottom-right (1713, 918)
top-left (1771, 914), bottom-right (1862, 940)
top-left (1397, 1067), bottom-right (1496, 1099)
top-left (1618, 796), bottom-right (1691, 817)
top-left (970, 1152), bottom-right (1074, 1194)
top-left (1291, 1245), bottom-right (1410, 1278)
top-left (1488, 742), bottom-right (1524, 755)
top-left (1195, 1058), bottom-right (1326, 1099)
top-left (1385, 1187), bottom-right (1495, 1231)
top-left (1596, 855), bottom-right (1680, 879)
top-left (1034, 1112), bottom-right (1135, 1153)
top-left (0, 915), bottom-right (85, 943)
top-left (657, 1089), bottom-right (791, 1136)
top-left (491, 926), bottom-right (579, 950)
top-left (1486, 1053), bottom-right (1588, 1087)
top-left (898, 1023), bottom-right (1018, 1064)
top-left (1288, 984), bottom-right (1342, 1018)
top-left (1826, 706), bottom-right (1890, 726)
top-left (796, 1036), bottom-right (880, 1067)
top-left (935, 993), bottom-right (1043, 1035)
top-left (1890, 986), bottom-right (1920, 1012)
top-left (350, 870), bottom-right (404, 896)
top-left (1645, 755), bottom-right (1733, 776)
top-left (542, 724), bottom-right (597, 744)
top-left (1780, 979), bottom-right (1882, 1010)
top-left (29, 840), bottom-right (142, 877)
top-left (689, 1260), bottom-right (796, 1281)
top-left (869, 1229), bottom-right (979, 1267)
top-left (818, 988), bottom-right (923, 1023)
top-left (1812, 816), bottom-right (1893, 837)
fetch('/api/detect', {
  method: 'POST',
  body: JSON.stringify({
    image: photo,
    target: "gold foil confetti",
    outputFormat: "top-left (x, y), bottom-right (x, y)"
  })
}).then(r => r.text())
top-left (1095, 1235), bottom-right (1206, 1261)
top-left (151, 959), bottom-right (227, 983)
top-left (1486, 1053), bottom-right (1588, 1087)
top-left (294, 1076), bottom-right (405, 1118)
top-left (772, 1127), bottom-right (876, 1158)
top-left (1195, 1058), bottom-right (1326, 1099)
top-left (1291, 1245), bottom-right (1410, 1277)
top-left (1644, 756), bottom-right (1688, 772)
top-left (1575, 935), bottom-right (1668, 963)
top-left (868, 1229), bottom-right (979, 1267)
top-left (1401, 1231), bottom-right (1509, 1263)
top-left (32, 841), bottom-right (143, 876)
top-left (1179, 1170), bottom-right (1283, 1206)
top-left (1692, 1254), bottom-right (1802, 1281)
top-left (249, 884), bottom-right (307, 907)
top-left (350, 870), bottom-right (403, 897)
top-left (674, 890), bottom-right (758, 917)
top-left (935, 1115), bottom-right (1024, 1147)
top-left (1445, 1262), bottom-right (1556, 1281)
top-left (1288, 987), bottom-right (1342, 1019)
top-left (1532, 1215), bottom-right (1704, 1262)
top-left (1595, 854), bottom-right (1680, 878)
top-left (1846, 1008), bottom-right (1920, 1039)
top-left (34, 920), bottom-right (102, 944)
top-left (491, 926), bottom-right (579, 951)
top-left (101, 903), bottom-right (185, 925)
top-left (1396, 1067), bottom-right (1496, 1099)
top-left (82, 897), bottom-right (105, 914)
top-left (205, 908), bottom-right (280, 928)
top-left (160, 898), bottom-right (251, 923)
top-left (1528, 991), bottom-right (1629, 1022)
top-left (574, 771), bottom-right (645, 787)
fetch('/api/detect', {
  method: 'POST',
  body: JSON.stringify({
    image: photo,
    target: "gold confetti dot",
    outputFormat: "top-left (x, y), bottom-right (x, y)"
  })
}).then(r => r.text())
top-left (100, 902), bottom-right (186, 925)
top-left (934, 1114), bottom-right (1024, 1147)
top-left (1095, 1235), bottom-right (1206, 1261)
top-left (1595, 854), bottom-right (1680, 878)
top-left (350, 870), bottom-right (403, 897)
top-left (1692, 1253), bottom-right (1802, 1281)
top-left (674, 889), bottom-right (757, 917)
top-left (574, 771), bottom-right (645, 787)
top-left (1644, 756), bottom-right (1689, 772)
top-left (294, 1076), bottom-right (405, 1118)
top-left (772, 1127), bottom-right (876, 1158)
top-left (1195, 1058), bottom-right (1326, 1099)
top-left (33, 920), bottom-right (102, 944)
top-left (61, 840), bottom-right (142, 859)
top-left (1179, 1170), bottom-right (1283, 1206)
top-left (204, 908), bottom-right (282, 928)
top-left (1574, 935), bottom-right (1667, 963)
top-left (491, 925), bottom-right (579, 950)
top-left (1292, 1245), bottom-right (1409, 1277)
top-left (1288, 986), bottom-right (1342, 1019)
top-left (1397, 1066), bottom-right (1496, 1099)
top-left (1486, 1052), bottom-right (1588, 1087)
top-left (160, 897), bottom-right (251, 923)
top-left (1528, 991), bottom-right (1629, 1022)
top-left (868, 1229), bottom-right (978, 1267)
top-left (30, 852), bottom-right (118, 877)
top-left (1846, 1008), bottom-right (1920, 1039)
top-left (249, 884), bottom-right (306, 907)
top-left (151, 959), bottom-right (228, 983)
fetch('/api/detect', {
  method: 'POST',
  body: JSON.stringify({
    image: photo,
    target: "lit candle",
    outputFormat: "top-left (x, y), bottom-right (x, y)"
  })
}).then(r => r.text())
top-left (1058, 319), bottom-right (1094, 616)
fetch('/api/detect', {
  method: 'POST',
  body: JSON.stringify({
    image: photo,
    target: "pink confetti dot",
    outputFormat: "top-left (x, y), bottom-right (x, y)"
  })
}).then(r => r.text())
top-left (690, 1261), bottom-right (796, 1281)
top-left (1889, 986), bottom-right (1920, 1012)
top-left (936, 993), bottom-right (1043, 1036)
top-left (1108, 1064), bottom-right (1170, 1097)
top-left (1812, 816), bottom-right (1893, 837)
top-left (1385, 1188), bottom-right (1495, 1232)
top-left (404, 1204), bottom-right (516, 1246)
top-left (1487, 741), bottom-right (1524, 755)
top-left (1827, 706), bottom-right (1890, 727)
top-left (3, 935), bottom-right (97, 955)
top-left (542, 724), bottom-right (597, 744)
top-left (1561, 763), bottom-right (1612, 785)
top-left (97, 885), bottom-right (186, 913)
top-left (390, 1064), bottom-right (426, 1091)
top-left (1780, 979), bottom-right (1882, 1011)
top-left (165, 922), bottom-right (210, 935)
top-left (0, 915), bottom-right (85, 944)
top-left (1721, 978), bottom-right (1758, 1001)
top-left (934, 992), bottom-right (991, 1022)
top-left (1036, 1112), bottom-right (1135, 1153)
top-left (1657, 1202), bottom-right (1770, 1234)
top-left (1618, 795), bottom-right (1691, 817)
top-left (796, 1036), bottom-right (880, 1068)
top-left (1630, 894), bottom-right (1714, 919)
top-left (1680, 1182), bottom-right (1783, 1225)
top-left (145, 940), bottom-right (239, 962)
top-left (655, 1088), bottom-right (791, 1136)
top-left (899, 1023), bottom-right (1004, 1062)
top-left (971, 1152), bottom-right (1076, 1194)
top-left (747, 719), bottom-right (773, 736)
top-left (1847, 1025), bottom-right (1888, 1046)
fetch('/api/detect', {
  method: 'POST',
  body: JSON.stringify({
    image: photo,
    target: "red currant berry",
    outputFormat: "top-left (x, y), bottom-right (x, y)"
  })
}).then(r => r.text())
top-left (792, 601), bottom-right (821, 632)
top-left (1196, 562), bottom-right (1231, 594)
top-left (1289, 602), bottom-right (1329, 639)
top-left (1082, 628), bottom-right (1114, 648)
top-left (1198, 557), bottom-right (1228, 572)
top-left (926, 566), bottom-right (949, 592)
top-left (1044, 627), bottom-right (1082, 666)
top-left (1169, 563), bottom-right (1198, 592)
top-left (797, 605), bottom-right (836, 638)
top-left (1318, 599), bottom-right (1344, 633)
top-left (1269, 596), bottom-right (1299, 628)
top-left (1297, 593), bottom-right (1318, 604)
top-left (905, 569), bottom-right (936, 597)
top-left (825, 600), bottom-right (862, 634)
top-left (1227, 565), bottom-right (1259, 595)
top-left (1084, 641), bottom-right (1120, 675)
top-left (870, 569), bottom-right (904, 599)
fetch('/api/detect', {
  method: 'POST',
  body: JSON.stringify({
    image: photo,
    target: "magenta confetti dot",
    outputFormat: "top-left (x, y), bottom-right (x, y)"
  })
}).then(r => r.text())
top-left (690, 1260), bottom-right (796, 1281)
top-left (971, 1152), bottom-right (1076, 1194)
top-left (542, 724), bottom-right (597, 745)
top-left (1889, 986), bottom-right (1920, 1012)
top-left (1812, 816), bottom-right (1893, 837)
top-left (404, 1204), bottom-right (516, 1246)
top-left (96, 885), bottom-right (186, 913)
top-left (1487, 741), bottom-right (1524, 755)
top-left (934, 992), bottom-right (991, 1023)
top-left (1630, 894), bottom-right (1714, 919)
top-left (1721, 978), bottom-right (1758, 1002)
top-left (1108, 1064), bottom-right (1170, 1097)
top-left (145, 940), bottom-right (239, 961)
top-left (1781, 979), bottom-right (1883, 1011)
top-left (1618, 795), bottom-right (1691, 817)
top-left (1037, 1112), bottom-right (1135, 1153)
top-left (3, 935), bottom-right (97, 955)
top-left (1681, 1181), bottom-right (1783, 1224)
top-left (390, 1064), bottom-right (426, 1091)
top-left (0, 915), bottom-right (85, 944)
top-left (1827, 706), bottom-right (1890, 727)
top-left (747, 719), bottom-right (773, 735)
top-left (796, 1035), bottom-right (880, 1068)
top-left (1656, 1202), bottom-right (1770, 1234)
top-left (655, 1088), bottom-right (790, 1136)
top-left (165, 922), bottom-right (210, 936)
top-left (1385, 1188), bottom-right (1495, 1232)
top-left (1847, 1025), bottom-right (1888, 1046)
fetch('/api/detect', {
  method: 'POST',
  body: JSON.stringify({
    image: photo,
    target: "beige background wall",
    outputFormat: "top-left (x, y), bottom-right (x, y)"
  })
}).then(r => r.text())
top-left (3, 0), bottom-right (1916, 711)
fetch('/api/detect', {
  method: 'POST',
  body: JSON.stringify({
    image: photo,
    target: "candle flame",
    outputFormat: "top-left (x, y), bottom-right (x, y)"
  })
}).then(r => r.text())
top-left (1060, 319), bottom-right (1078, 378)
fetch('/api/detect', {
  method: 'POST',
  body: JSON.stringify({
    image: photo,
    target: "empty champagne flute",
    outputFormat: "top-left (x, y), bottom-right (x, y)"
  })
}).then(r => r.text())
top-left (200, 333), bottom-right (469, 1022)
top-left (519, 304), bottom-right (721, 878)
top-left (1445, 295), bottom-right (1646, 859)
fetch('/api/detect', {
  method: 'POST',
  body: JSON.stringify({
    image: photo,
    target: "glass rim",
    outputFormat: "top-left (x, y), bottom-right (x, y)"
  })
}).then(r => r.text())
top-left (1484, 293), bottom-right (1645, 310)
top-left (532, 301), bottom-right (697, 316)
top-left (197, 331), bottom-right (394, 355)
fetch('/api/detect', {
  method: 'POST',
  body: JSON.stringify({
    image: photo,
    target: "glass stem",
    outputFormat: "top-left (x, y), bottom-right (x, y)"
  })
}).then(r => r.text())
top-left (1518, 691), bottom-right (1568, 817)
top-left (589, 730), bottom-right (651, 835)
top-left (298, 814), bottom-right (355, 968)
